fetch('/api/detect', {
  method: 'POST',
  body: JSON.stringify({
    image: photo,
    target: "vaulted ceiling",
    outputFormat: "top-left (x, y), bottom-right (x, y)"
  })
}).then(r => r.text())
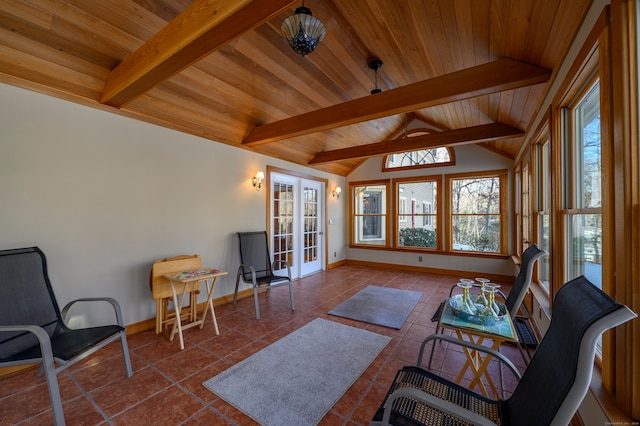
top-left (0, 0), bottom-right (591, 176)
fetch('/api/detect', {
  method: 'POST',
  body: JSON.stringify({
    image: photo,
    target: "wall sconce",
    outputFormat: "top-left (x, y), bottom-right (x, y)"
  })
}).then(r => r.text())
top-left (332, 186), bottom-right (342, 199)
top-left (252, 171), bottom-right (264, 191)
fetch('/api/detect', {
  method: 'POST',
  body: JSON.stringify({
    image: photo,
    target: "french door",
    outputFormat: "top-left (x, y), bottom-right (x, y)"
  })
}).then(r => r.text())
top-left (270, 173), bottom-right (324, 279)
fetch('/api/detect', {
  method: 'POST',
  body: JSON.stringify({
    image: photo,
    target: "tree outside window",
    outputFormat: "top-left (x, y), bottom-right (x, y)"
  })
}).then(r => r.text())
top-left (448, 171), bottom-right (506, 253)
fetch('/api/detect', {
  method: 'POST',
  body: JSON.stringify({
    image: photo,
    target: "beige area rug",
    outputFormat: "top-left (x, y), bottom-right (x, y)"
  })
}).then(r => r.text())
top-left (328, 285), bottom-right (422, 329)
top-left (203, 318), bottom-right (391, 425)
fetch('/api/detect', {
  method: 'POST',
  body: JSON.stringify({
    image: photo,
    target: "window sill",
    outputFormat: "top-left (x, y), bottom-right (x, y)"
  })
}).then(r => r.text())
top-left (349, 244), bottom-right (510, 259)
top-left (588, 366), bottom-right (637, 424)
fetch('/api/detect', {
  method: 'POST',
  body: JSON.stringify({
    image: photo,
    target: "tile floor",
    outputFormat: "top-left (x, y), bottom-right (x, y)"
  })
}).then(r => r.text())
top-left (1, 265), bottom-right (532, 425)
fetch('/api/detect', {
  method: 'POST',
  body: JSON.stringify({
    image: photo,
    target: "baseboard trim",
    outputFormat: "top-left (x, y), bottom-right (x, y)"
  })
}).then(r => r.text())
top-left (344, 259), bottom-right (514, 283)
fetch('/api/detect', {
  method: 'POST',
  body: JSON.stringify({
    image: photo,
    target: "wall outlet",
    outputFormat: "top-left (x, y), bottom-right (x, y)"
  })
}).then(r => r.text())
top-left (418, 256), bottom-right (423, 262)
top-left (334, 252), bottom-right (337, 258)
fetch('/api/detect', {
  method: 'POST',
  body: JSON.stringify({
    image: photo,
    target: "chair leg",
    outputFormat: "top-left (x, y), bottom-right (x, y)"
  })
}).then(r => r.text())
top-left (119, 330), bottom-right (133, 377)
top-left (42, 359), bottom-right (65, 425)
top-left (427, 338), bottom-right (437, 370)
top-left (233, 269), bottom-right (242, 304)
top-left (289, 281), bottom-right (295, 311)
top-left (515, 332), bottom-right (531, 366)
top-left (253, 286), bottom-right (261, 319)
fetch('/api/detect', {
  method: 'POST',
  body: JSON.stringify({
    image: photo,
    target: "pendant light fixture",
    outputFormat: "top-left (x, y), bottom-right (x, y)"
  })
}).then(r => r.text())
top-left (280, 1), bottom-right (326, 57)
top-left (368, 58), bottom-right (383, 94)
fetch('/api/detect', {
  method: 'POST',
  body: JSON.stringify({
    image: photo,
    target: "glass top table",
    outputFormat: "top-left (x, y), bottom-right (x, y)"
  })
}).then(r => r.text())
top-left (438, 299), bottom-right (518, 398)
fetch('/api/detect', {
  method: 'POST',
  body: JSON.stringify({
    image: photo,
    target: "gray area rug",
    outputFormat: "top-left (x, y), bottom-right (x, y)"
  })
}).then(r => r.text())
top-left (203, 318), bottom-right (391, 426)
top-left (328, 285), bottom-right (422, 329)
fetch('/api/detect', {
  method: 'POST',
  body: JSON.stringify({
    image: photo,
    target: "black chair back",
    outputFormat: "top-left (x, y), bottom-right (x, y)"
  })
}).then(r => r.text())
top-left (238, 231), bottom-right (274, 281)
top-left (0, 247), bottom-right (62, 361)
top-left (505, 276), bottom-right (624, 425)
top-left (504, 243), bottom-right (544, 316)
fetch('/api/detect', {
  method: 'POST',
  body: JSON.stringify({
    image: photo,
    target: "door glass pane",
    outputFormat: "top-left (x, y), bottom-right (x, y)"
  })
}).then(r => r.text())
top-left (303, 186), bottom-right (319, 263)
top-left (273, 181), bottom-right (294, 270)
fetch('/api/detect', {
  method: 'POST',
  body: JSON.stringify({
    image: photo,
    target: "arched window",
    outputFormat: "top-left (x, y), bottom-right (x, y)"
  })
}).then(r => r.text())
top-left (383, 129), bottom-right (455, 171)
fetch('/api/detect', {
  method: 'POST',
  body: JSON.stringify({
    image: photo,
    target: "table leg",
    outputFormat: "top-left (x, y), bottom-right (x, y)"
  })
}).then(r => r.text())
top-left (169, 280), bottom-right (189, 350)
top-left (453, 331), bottom-right (503, 398)
top-left (454, 332), bottom-right (490, 397)
top-left (155, 299), bottom-right (162, 334)
top-left (199, 277), bottom-right (219, 335)
top-left (467, 339), bottom-right (502, 398)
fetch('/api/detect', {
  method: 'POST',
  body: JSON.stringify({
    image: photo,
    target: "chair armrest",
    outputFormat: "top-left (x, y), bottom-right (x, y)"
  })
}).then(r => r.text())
top-left (0, 324), bottom-right (55, 364)
top-left (238, 264), bottom-right (258, 284)
top-left (272, 260), bottom-right (292, 279)
top-left (61, 297), bottom-right (125, 327)
top-left (382, 386), bottom-right (498, 426)
top-left (417, 334), bottom-right (521, 380)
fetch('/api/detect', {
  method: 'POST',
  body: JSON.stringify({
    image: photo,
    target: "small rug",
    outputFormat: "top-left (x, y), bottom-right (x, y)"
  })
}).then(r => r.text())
top-left (328, 285), bottom-right (422, 329)
top-left (203, 318), bottom-right (390, 426)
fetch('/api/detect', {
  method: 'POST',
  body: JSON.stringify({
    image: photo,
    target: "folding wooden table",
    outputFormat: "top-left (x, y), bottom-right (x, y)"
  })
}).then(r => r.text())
top-left (165, 268), bottom-right (227, 350)
top-left (438, 301), bottom-right (518, 398)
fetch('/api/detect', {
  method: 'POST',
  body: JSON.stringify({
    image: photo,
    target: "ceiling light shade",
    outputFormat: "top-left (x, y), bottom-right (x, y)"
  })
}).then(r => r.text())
top-left (280, 2), bottom-right (326, 57)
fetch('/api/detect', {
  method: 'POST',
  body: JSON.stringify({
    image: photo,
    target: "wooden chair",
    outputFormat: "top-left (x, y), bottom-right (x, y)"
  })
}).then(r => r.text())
top-left (150, 254), bottom-right (201, 335)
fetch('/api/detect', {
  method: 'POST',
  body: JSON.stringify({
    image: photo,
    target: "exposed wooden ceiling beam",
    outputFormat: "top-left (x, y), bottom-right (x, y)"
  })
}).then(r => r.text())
top-left (100, 0), bottom-right (296, 108)
top-left (308, 122), bottom-right (523, 164)
top-left (243, 59), bottom-right (549, 147)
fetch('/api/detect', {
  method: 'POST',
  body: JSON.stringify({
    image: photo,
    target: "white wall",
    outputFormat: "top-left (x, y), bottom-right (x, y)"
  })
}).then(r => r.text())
top-left (347, 143), bottom-right (517, 276)
top-left (0, 83), bottom-right (344, 327)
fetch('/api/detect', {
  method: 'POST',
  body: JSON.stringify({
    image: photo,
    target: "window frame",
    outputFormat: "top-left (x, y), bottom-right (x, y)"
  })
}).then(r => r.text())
top-left (532, 118), bottom-right (552, 295)
top-left (382, 129), bottom-right (455, 172)
top-left (349, 180), bottom-right (391, 248)
top-left (445, 170), bottom-right (508, 255)
top-left (393, 175), bottom-right (442, 251)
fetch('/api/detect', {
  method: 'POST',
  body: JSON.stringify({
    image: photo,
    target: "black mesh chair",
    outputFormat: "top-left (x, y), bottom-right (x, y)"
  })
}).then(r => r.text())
top-left (371, 276), bottom-right (637, 426)
top-left (233, 231), bottom-right (295, 319)
top-left (0, 247), bottom-right (133, 426)
top-left (430, 244), bottom-right (546, 365)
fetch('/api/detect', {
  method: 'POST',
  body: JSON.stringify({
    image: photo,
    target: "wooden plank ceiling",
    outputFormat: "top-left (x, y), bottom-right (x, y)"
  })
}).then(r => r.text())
top-left (0, 0), bottom-right (591, 176)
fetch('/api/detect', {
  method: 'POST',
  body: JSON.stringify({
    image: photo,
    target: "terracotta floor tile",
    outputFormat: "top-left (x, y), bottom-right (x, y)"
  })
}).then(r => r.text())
top-left (110, 386), bottom-right (204, 425)
top-left (22, 395), bottom-right (106, 426)
top-left (153, 346), bottom-right (220, 382)
top-left (1, 265), bottom-right (531, 425)
top-left (89, 367), bottom-right (172, 418)
top-left (182, 407), bottom-right (234, 425)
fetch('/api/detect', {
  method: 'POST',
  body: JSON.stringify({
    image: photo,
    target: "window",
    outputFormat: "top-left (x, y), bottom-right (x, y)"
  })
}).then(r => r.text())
top-left (447, 171), bottom-right (507, 253)
top-left (423, 202), bottom-right (432, 226)
top-left (351, 181), bottom-right (390, 247)
top-left (395, 177), bottom-right (439, 249)
top-left (384, 147), bottom-right (453, 170)
top-left (562, 81), bottom-right (602, 289)
top-left (399, 197), bottom-right (407, 222)
top-left (383, 130), bottom-right (454, 171)
top-left (533, 124), bottom-right (552, 293)
top-left (521, 164), bottom-right (531, 253)
top-left (560, 79), bottom-right (602, 359)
